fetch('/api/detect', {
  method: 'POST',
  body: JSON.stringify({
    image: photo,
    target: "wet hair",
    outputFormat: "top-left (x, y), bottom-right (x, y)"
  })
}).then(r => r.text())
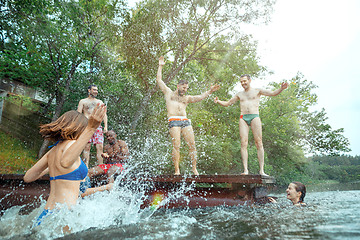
top-left (39, 110), bottom-right (88, 141)
top-left (88, 84), bottom-right (97, 90)
top-left (178, 80), bottom-right (188, 85)
top-left (292, 181), bottom-right (306, 202)
top-left (240, 74), bottom-right (251, 80)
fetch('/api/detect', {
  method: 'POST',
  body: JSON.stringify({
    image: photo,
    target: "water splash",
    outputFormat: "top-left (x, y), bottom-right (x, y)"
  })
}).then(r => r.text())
top-left (0, 161), bottom-right (197, 239)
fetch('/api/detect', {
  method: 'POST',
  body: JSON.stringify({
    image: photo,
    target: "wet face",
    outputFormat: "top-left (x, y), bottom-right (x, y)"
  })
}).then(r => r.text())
top-left (286, 183), bottom-right (301, 203)
top-left (106, 131), bottom-right (117, 145)
top-left (240, 76), bottom-right (251, 90)
top-left (88, 86), bottom-right (98, 98)
top-left (177, 84), bottom-right (189, 96)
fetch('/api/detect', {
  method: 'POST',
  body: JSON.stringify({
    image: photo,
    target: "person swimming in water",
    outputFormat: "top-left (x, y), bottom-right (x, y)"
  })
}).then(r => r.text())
top-left (24, 104), bottom-right (106, 231)
top-left (269, 181), bottom-right (307, 206)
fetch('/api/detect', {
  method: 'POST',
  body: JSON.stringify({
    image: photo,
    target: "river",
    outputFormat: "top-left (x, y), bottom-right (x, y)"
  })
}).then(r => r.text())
top-left (0, 183), bottom-right (359, 239)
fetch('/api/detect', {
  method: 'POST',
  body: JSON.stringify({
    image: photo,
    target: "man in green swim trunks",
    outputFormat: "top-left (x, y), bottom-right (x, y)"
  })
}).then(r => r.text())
top-left (214, 74), bottom-right (288, 176)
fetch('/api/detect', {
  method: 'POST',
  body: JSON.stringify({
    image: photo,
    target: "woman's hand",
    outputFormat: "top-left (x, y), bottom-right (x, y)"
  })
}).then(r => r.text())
top-left (88, 104), bottom-right (107, 129)
top-left (268, 197), bottom-right (277, 203)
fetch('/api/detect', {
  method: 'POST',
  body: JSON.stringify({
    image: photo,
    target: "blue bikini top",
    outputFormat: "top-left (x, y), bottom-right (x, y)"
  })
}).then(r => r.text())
top-left (50, 158), bottom-right (88, 181)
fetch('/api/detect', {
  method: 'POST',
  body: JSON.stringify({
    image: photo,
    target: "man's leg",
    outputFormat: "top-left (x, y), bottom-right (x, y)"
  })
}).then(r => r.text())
top-left (95, 143), bottom-right (104, 165)
top-left (250, 117), bottom-right (267, 176)
top-left (169, 127), bottom-right (182, 175)
top-left (239, 119), bottom-right (250, 175)
top-left (182, 126), bottom-right (199, 175)
top-left (87, 165), bottom-right (105, 178)
top-left (83, 142), bottom-right (92, 167)
top-left (106, 165), bottom-right (123, 183)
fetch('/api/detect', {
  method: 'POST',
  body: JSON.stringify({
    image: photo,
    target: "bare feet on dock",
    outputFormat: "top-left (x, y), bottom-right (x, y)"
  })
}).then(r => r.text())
top-left (259, 172), bottom-right (269, 177)
top-left (174, 172), bottom-right (181, 176)
top-left (241, 171), bottom-right (249, 175)
top-left (192, 168), bottom-right (199, 176)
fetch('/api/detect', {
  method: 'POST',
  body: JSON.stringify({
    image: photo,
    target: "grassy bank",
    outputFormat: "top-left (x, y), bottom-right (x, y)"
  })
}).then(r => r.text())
top-left (0, 130), bottom-right (38, 174)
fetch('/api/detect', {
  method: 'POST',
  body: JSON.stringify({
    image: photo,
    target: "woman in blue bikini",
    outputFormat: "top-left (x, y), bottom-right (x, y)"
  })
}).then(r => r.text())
top-left (24, 104), bottom-right (106, 228)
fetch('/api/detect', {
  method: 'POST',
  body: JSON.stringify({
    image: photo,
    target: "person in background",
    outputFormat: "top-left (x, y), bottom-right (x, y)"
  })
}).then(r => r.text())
top-left (80, 130), bottom-right (129, 198)
top-left (77, 85), bottom-right (108, 166)
top-left (24, 104), bottom-right (106, 230)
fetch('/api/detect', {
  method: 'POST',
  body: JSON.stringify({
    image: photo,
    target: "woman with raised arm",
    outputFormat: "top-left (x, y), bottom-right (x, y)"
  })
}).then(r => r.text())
top-left (24, 104), bottom-right (106, 228)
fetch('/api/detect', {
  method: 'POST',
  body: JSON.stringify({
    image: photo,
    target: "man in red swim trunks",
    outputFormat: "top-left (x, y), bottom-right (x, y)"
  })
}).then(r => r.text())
top-left (77, 85), bottom-right (108, 166)
top-left (87, 130), bottom-right (129, 184)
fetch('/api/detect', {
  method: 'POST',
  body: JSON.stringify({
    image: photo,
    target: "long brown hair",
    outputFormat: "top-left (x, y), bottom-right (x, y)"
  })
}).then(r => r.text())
top-left (40, 110), bottom-right (88, 141)
top-left (292, 181), bottom-right (306, 202)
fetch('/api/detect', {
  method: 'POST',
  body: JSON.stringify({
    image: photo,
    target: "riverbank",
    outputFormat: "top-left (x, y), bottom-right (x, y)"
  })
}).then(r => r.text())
top-left (270, 180), bottom-right (360, 195)
top-left (0, 130), bottom-right (37, 174)
top-left (306, 180), bottom-right (360, 192)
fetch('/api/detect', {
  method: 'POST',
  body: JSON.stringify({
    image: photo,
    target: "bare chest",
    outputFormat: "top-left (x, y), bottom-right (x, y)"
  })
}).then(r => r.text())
top-left (105, 144), bottom-right (118, 153)
top-left (239, 90), bottom-right (260, 103)
top-left (83, 99), bottom-right (100, 112)
top-left (169, 93), bottom-right (188, 106)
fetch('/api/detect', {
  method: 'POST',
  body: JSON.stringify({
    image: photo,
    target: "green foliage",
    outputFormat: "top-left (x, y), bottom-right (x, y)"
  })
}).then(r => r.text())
top-left (0, 0), bottom-right (354, 184)
top-left (0, 130), bottom-right (38, 174)
top-left (1, 0), bottom-right (128, 118)
top-left (304, 155), bottom-right (360, 183)
top-left (5, 94), bottom-right (40, 112)
top-left (121, 0), bottom-right (274, 130)
top-left (256, 74), bottom-right (351, 181)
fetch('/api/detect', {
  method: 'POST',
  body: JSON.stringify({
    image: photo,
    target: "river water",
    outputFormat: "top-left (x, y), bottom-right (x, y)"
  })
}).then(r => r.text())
top-left (0, 181), bottom-right (359, 240)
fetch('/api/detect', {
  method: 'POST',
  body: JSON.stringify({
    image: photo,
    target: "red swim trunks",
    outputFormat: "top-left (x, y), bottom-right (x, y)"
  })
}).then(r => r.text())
top-left (88, 126), bottom-right (104, 145)
top-left (98, 163), bottom-right (124, 174)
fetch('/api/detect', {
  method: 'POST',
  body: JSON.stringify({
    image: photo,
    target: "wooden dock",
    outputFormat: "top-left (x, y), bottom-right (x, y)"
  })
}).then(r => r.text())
top-left (0, 174), bottom-right (276, 213)
top-left (139, 174), bottom-right (275, 184)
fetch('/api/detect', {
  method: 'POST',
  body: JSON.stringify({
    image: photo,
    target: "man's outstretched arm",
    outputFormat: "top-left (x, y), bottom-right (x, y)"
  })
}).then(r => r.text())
top-left (188, 84), bottom-right (220, 103)
top-left (156, 56), bottom-right (171, 94)
top-left (214, 95), bottom-right (239, 107)
top-left (260, 82), bottom-right (289, 96)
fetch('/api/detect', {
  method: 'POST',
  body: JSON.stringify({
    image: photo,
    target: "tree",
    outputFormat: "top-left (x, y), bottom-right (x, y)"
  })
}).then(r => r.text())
top-left (120, 0), bottom-right (275, 131)
top-left (259, 73), bottom-right (350, 178)
top-left (1, 0), bottom-right (128, 156)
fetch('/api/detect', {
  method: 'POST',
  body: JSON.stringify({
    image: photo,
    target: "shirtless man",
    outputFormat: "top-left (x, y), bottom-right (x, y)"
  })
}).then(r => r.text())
top-left (157, 56), bottom-right (220, 175)
top-left (214, 74), bottom-right (288, 176)
top-left (77, 85), bottom-right (108, 166)
top-left (88, 130), bottom-right (129, 181)
top-left (81, 130), bottom-right (129, 197)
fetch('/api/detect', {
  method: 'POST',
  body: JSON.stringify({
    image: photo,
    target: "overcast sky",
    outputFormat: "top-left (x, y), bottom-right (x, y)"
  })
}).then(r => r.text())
top-left (240, 0), bottom-right (360, 156)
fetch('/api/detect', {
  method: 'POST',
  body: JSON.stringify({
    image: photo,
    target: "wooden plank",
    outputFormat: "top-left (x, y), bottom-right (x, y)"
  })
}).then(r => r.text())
top-left (138, 174), bottom-right (275, 184)
top-left (0, 174), bottom-right (49, 181)
top-left (0, 174), bottom-right (275, 184)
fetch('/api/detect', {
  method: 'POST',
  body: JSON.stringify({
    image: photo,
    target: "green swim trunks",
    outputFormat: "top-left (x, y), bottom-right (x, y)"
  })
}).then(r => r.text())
top-left (240, 114), bottom-right (260, 126)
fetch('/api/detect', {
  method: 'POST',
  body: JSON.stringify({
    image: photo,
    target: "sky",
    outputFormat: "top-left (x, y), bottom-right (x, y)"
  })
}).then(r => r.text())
top-left (238, 0), bottom-right (360, 156)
